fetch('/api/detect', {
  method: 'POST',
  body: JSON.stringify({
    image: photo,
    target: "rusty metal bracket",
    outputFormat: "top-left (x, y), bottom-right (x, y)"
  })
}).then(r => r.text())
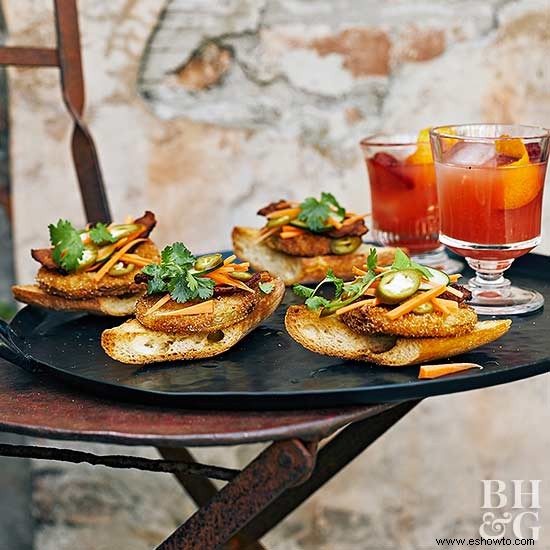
top-left (0, 0), bottom-right (111, 223)
top-left (0, 443), bottom-right (239, 481)
top-left (157, 438), bottom-right (317, 550)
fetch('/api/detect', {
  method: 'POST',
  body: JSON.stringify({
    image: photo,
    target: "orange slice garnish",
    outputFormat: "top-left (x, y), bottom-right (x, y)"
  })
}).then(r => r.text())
top-left (495, 134), bottom-right (528, 163)
top-left (406, 126), bottom-right (456, 165)
top-left (406, 128), bottom-right (432, 164)
top-left (495, 135), bottom-right (542, 209)
top-left (498, 163), bottom-right (542, 210)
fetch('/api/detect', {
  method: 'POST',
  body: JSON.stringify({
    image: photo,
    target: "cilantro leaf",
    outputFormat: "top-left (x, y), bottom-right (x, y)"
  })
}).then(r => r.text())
top-left (259, 281), bottom-right (274, 294)
top-left (48, 219), bottom-right (84, 272)
top-left (142, 263), bottom-right (167, 294)
top-left (410, 260), bottom-right (433, 280)
top-left (344, 272), bottom-right (376, 297)
top-left (185, 270), bottom-right (216, 300)
top-left (140, 242), bottom-right (217, 303)
top-left (321, 192), bottom-right (345, 220)
top-left (391, 248), bottom-right (410, 271)
top-left (298, 197), bottom-right (330, 232)
top-left (390, 247), bottom-right (432, 279)
top-left (162, 242), bottom-right (195, 268)
top-left (89, 222), bottom-right (117, 245)
top-left (196, 277), bottom-right (216, 299)
top-left (168, 275), bottom-right (193, 303)
top-left (292, 284), bottom-right (315, 299)
top-left (305, 295), bottom-right (330, 311)
top-left (366, 248), bottom-right (378, 271)
top-left (298, 192), bottom-right (346, 232)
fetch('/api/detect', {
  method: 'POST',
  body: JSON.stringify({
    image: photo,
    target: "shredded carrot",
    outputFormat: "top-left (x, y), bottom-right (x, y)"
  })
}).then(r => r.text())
top-left (265, 207), bottom-right (302, 220)
top-left (432, 297), bottom-right (459, 312)
top-left (327, 216), bottom-right (343, 230)
top-left (342, 213), bottom-right (368, 226)
top-left (352, 266), bottom-right (368, 276)
top-left (94, 238), bottom-right (146, 281)
top-left (114, 225), bottom-right (145, 250)
top-left (280, 231), bottom-right (304, 239)
top-left (223, 255), bottom-right (237, 265)
top-left (335, 298), bottom-right (378, 316)
top-left (119, 254), bottom-right (155, 267)
top-left (155, 300), bottom-right (215, 317)
top-left (419, 363), bottom-right (482, 379)
top-left (431, 297), bottom-right (451, 316)
top-left (253, 226), bottom-right (280, 244)
top-left (448, 274), bottom-right (462, 282)
top-left (363, 287), bottom-right (377, 297)
top-left (281, 225), bottom-right (306, 234)
top-left (208, 272), bottom-right (255, 292)
top-left (374, 266), bottom-right (390, 274)
top-left (143, 293), bottom-right (172, 316)
top-left (231, 262), bottom-right (249, 271)
top-left (422, 278), bottom-right (464, 299)
top-left (386, 285), bottom-right (447, 320)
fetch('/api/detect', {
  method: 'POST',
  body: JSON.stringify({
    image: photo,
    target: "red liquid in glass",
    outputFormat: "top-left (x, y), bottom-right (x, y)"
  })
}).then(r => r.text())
top-left (366, 154), bottom-right (439, 254)
top-left (435, 162), bottom-right (546, 260)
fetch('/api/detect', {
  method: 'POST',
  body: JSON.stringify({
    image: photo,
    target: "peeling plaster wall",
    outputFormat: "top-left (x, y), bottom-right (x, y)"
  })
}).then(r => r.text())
top-left (4, 0), bottom-right (550, 548)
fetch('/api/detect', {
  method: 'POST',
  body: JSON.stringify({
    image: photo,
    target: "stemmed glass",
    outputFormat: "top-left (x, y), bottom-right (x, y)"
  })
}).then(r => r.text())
top-left (430, 124), bottom-right (550, 315)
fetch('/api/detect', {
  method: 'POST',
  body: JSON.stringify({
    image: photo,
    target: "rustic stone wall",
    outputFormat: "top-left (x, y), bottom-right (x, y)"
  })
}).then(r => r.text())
top-left (4, 0), bottom-right (550, 548)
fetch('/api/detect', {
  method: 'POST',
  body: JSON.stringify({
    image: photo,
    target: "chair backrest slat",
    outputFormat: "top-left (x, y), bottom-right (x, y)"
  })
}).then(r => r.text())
top-left (0, 0), bottom-right (111, 223)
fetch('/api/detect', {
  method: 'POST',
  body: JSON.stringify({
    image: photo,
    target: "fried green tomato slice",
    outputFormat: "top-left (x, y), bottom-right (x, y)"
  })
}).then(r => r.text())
top-left (134, 272), bottom-right (276, 334)
top-left (340, 303), bottom-right (478, 338)
top-left (36, 240), bottom-right (160, 299)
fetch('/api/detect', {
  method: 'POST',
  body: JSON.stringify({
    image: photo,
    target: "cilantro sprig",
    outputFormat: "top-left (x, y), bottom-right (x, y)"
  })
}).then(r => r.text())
top-left (293, 266), bottom-right (375, 314)
top-left (293, 248), bottom-right (440, 315)
top-left (49, 219), bottom-right (84, 272)
top-left (390, 248), bottom-right (432, 279)
top-left (48, 219), bottom-right (122, 271)
top-left (298, 192), bottom-right (345, 232)
top-left (89, 222), bottom-right (117, 245)
top-left (141, 242), bottom-right (216, 303)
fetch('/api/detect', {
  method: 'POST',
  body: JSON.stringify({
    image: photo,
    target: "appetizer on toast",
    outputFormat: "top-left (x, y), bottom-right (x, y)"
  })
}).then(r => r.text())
top-left (285, 249), bottom-right (511, 366)
top-left (101, 243), bottom-right (285, 364)
top-left (232, 192), bottom-right (398, 285)
top-left (12, 212), bottom-right (160, 316)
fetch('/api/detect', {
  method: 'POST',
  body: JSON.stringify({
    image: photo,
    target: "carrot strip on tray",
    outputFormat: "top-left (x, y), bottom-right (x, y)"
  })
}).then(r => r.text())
top-left (419, 363), bottom-right (482, 379)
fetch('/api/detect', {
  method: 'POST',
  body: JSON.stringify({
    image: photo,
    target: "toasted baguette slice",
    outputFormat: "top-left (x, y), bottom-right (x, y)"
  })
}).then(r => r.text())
top-left (285, 305), bottom-right (511, 366)
top-left (232, 226), bottom-right (397, 285)
top-left (101, 277), bottom-right (285, 364)
top-left (12, 285), bottom-right (142, 316)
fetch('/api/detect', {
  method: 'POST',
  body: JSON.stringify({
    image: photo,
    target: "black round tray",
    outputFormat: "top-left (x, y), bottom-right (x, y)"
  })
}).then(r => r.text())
top-left (1, 253), bottom-right (549, 409)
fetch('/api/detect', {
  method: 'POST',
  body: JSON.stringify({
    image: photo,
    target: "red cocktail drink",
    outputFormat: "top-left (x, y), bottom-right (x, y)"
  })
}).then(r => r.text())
top-left (366, 155), bottom-right (438, 254)
top-left (436, 162), bottom-right (546, 260)
top-left (430, 124), bottom-right (550, 315)
top-left (361, 132), bottom-right (461, 272)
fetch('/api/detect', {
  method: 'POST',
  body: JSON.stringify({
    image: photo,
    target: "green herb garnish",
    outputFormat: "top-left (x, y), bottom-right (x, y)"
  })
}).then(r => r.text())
top-left (298, 192), bottom-right (345, 232)
top-left (293, 268), bottom-right (363, 312)
top-left (49, 219), bottom-right (84, 272)
top-left (141, 242), bottom-right (216, 303)
top-left (89, 222), bottom-right (117, 245)
top-left (293, 248), bottom-right (440, 316)
top-left (258, 281), bottom-right (275, 294)
top-left (391, 248), bottom-right (432, 279)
